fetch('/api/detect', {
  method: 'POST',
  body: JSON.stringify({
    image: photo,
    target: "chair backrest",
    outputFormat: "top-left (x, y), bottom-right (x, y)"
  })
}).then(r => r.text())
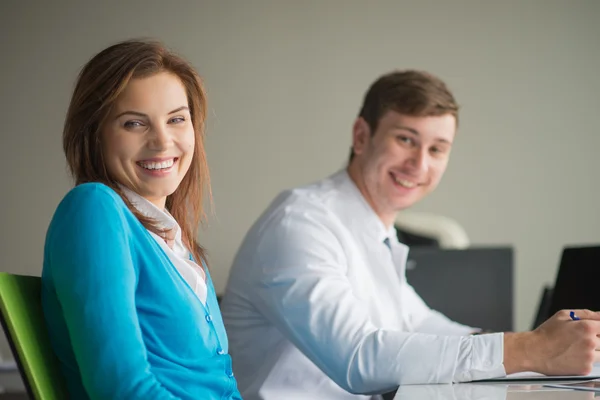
top-left (0, 273), bottom-right (68, 400)
top-left (395, 211), bottom-right (470, 249)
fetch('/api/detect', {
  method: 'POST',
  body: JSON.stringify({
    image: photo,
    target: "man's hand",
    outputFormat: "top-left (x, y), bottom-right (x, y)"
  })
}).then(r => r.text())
top-left (504, 309), bottom-right (600, 375)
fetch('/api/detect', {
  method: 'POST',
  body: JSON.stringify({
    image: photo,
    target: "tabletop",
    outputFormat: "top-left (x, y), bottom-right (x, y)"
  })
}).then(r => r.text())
top-left (393, 380), bottom-right (600, 399)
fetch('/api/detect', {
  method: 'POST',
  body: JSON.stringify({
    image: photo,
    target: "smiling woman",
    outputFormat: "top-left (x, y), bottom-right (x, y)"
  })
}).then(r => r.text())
top-left (101, 73), bottom-right (196, 209)
top-left (42, 39), bottom-right (242, 399)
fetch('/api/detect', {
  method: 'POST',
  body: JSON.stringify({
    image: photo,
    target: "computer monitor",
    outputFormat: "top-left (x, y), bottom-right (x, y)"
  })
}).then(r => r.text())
top-left (546, 245), bottom-right (600, 317)
top-left (405, 247), bottom-right (514, 332)
top-left (531, 285), bottom-right (554, 329)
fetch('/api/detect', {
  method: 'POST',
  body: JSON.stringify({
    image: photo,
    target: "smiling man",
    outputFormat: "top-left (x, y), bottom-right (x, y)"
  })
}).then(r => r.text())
top-left (220, 70), bottom-right (600, 400)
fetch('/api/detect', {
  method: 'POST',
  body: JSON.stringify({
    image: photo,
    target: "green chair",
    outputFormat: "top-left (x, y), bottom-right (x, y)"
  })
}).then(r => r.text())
top-left (0, 273), bottom-right (68, 399)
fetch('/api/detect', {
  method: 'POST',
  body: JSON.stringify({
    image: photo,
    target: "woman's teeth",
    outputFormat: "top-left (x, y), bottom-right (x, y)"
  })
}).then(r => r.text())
top-left (138, 159), bottom-right (175, 170)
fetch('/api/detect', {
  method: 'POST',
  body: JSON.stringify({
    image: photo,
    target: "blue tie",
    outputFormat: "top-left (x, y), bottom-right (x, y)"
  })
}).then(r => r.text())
top-left (383, 237), bottom-right (391, 250)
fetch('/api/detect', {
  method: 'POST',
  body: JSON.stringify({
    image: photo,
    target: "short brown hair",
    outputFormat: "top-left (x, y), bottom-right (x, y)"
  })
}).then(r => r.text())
top-left (63, 38), bottom-right (211, 265)
top-left (350, 70), bottom-right (459, 161)
top-left (359, 69), bottom-right (459, 131)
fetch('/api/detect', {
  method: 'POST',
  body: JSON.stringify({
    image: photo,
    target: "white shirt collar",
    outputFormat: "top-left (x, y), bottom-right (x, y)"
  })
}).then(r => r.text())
top-left (119, 185), bottom-right (182, 243)
top-left (331, 169), bottom-right (398, 245)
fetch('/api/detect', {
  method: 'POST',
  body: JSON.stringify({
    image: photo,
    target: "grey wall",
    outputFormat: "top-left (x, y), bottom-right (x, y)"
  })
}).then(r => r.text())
top-left (1, 1), bottom-right (599, 361)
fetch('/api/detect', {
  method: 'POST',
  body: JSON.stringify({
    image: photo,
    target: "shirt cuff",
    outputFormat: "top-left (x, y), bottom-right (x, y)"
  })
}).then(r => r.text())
top-left (453, 333), bottom-right (506, 382)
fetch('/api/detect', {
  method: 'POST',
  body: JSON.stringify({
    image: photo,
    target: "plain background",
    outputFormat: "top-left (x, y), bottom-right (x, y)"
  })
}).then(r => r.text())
top-left (1, 0), bottom-right (599, 359)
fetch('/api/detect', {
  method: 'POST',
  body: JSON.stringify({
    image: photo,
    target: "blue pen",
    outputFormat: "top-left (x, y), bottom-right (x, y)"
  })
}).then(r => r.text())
top-left (570, 311), bottom-right (580, 321)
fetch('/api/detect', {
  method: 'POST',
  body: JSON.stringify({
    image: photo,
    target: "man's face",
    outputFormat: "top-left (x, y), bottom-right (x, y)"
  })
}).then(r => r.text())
top-left (351, 110), bottom-right (457, 224)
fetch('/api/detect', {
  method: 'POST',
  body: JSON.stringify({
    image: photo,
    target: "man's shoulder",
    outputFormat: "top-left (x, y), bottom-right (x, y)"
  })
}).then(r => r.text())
top-left (240, 172), bottom-right (349, 244)
top-left (275, 170), bottom-right (348, 212)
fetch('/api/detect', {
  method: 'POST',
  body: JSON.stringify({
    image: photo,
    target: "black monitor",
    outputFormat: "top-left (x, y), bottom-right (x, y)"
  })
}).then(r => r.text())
top-left (547, 245), bottom-right (600, 317)
top-left (531, 285), bottom-right (554, 329)
top-left (405, 247), bottom-right (514, 332)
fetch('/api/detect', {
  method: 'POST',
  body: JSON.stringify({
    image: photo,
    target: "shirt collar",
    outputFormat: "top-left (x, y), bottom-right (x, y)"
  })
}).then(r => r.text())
top-left (119, 185), bottom-right (179, 233)
top-left (330, 169), bottom-right (397, 245)
top-left (119, 185), bottom-right (193, 260)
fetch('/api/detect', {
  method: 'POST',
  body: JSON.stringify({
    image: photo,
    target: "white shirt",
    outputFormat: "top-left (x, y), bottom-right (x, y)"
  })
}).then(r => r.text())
top-left (221, 170), bottom-right (506, 400)
top-left (121, 186), bottom-right (207, 305)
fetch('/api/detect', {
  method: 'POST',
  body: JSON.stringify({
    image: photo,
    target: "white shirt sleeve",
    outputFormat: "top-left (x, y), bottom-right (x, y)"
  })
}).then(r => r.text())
top-left (249, 208), bottom-right (506, 393)
top-left (402, 269), bottom-right (506, 381)
top-left (454, 334), bottom-right (506, 382)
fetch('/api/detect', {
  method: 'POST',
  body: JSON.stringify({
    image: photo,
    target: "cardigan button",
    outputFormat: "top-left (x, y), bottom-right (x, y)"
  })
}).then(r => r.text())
top-left (205, 314), bottom-right (213, 323)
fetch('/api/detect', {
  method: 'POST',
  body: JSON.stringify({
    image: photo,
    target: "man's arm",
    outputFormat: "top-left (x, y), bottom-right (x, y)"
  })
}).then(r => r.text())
top-left (504, 309), bottom-right (600, 376)
top-left (250, 208), bottom-right (502, 393)
top-left (250, 207), bottom-right (600, 391)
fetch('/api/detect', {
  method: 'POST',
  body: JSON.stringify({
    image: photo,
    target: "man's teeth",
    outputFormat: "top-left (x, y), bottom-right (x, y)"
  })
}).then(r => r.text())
top-left (139, 159), bottom-right (175, 170)
top-left (393, 176), bottom-right (417, 188)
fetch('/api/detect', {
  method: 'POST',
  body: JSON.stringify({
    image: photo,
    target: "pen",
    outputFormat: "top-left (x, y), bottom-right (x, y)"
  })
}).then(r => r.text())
top-left (570, 311), bottom-right (580, 321)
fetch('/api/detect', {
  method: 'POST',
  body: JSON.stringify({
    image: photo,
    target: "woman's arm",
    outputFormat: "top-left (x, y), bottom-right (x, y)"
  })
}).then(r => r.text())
top-left (46, 184), bottom-right (180, 400)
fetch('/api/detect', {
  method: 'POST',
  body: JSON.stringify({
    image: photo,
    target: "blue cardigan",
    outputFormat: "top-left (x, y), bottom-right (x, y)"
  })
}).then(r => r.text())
top-left (41, 183), bottom-right (242, 399)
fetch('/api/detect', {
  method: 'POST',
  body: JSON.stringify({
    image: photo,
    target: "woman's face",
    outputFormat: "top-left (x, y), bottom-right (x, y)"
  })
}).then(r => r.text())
top-left (102, 72), bottom-right (195, 209)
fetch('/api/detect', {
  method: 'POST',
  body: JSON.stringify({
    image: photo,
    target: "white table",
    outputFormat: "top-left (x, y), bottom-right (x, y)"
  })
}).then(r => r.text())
top-left (393, 381), bottom-right (599, 399)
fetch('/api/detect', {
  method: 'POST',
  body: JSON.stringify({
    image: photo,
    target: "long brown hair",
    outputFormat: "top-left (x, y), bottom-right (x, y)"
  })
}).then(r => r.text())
top-left (63, 38), bottom-right (211, 266)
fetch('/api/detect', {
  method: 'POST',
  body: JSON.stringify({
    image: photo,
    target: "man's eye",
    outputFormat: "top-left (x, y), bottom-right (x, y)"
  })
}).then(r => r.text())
top-left (431, 146), bottom-right (448, 156)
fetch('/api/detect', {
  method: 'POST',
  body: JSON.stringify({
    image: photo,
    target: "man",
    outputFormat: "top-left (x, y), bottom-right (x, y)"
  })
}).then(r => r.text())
top-left (220, 70), bottom-right (600, 399)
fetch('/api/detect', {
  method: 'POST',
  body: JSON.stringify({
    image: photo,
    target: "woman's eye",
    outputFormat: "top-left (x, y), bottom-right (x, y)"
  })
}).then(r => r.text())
top-left (124, 120), bottom-right (144, 128)
top-left (169, 116), bottom-right (186, 124)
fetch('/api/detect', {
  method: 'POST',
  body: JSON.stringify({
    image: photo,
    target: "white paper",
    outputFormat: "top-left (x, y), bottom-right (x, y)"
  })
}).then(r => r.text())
top-left (544, 379), bottom-right (600, 392)
top-left (475, 364), bottom-right (600, 382)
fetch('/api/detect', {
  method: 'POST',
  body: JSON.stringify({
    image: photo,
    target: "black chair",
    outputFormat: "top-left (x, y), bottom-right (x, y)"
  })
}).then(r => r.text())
top-left (396, 227), bottom-right (440, 248)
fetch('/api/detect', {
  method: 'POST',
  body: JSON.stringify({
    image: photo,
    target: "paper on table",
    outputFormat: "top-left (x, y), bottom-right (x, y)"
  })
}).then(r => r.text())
top-left (544, 379), bottom-right (600, 392)
top-left (475, 364), bottom-right (600, 382)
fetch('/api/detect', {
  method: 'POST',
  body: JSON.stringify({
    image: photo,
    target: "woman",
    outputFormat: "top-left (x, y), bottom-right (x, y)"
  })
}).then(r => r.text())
top-left (42, 39), bottom-right (242, 399)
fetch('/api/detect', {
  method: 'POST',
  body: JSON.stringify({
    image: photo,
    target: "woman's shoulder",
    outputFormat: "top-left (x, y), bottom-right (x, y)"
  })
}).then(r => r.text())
top-left (58, 182), bottom-right (124, 212)
top-left (46, 183), bottom-right (139, 257)
top-left (50, 182), bottom-right (130, 229)
top-left (63, 182), bottom-right (121, 202)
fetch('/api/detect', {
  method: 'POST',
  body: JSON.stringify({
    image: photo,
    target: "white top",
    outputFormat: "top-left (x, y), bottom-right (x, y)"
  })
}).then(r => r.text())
top-left (221, 170), bottom-right (506, 400)
top-left (121, 186), bottom-right (207, 305)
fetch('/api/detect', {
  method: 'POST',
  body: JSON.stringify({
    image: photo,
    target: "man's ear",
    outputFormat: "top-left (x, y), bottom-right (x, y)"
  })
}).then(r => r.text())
top-left (352, 117), bottom-right (371, 156)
